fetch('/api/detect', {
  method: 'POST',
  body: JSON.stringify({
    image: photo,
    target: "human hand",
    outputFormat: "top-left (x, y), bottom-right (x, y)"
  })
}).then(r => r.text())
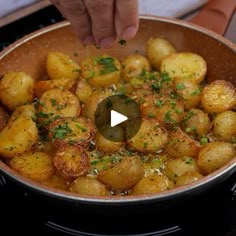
top-left (50, 0), bottom-right (139, 48)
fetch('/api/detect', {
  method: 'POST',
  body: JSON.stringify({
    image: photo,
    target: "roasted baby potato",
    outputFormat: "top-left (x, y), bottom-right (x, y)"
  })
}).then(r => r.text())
top-left (197, 142), bottom-right (236, 174)
top-left (75, 79), bottom-right (92, 103)
top-left (9, 151), bottom-right (54, 181)
top-left (175, 171), bottom-right (203, 187)
top-left (43, 172), bottom-right (69, 190)
top-left (53, 145), bottom-right (89, 180)
top-left (70, 176), bottom-right (108, 196)
top-left (127, 118), bottom-right (168, 153)
top-left (161, 52), bottom-right (207, 84)
top-left (46, 52), bottom-right (80, 80)
top-left (213, 111), bottom-right (236, 142)
top-left (121, 54), bottom-right (151, 82)
top-left (0, 72), bottom-right (34, 111)
top-left (9, 104), bottom-right (36, 122)
top-left (167, 128), bottom-right (201, 158)
top-left (132, 174), bottom-right (174, 195)
top-left (201, 80), bottom-right (236, 113)
top-left (81, 55), bottom-right (121, 88)
top-left (165, 156), bottom-right (200, 181)
top-left (98, 156), bottom-right (144, 191)
top-left (147, 37), bottom-right (176, 69)
top-left (0, 115), bottom-right (38, 158)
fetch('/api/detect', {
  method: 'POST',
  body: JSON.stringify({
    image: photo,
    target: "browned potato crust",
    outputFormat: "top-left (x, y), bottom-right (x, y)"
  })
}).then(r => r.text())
top-left (201, 80), bottom-right (236, 113)
top-left (175, 171), bottom-right (203, 187)
top-left (9, 152), bottom-right (54, 181)
top-left (0, 105), bottom-right (9, 132)
top-left (132, 175), bottom-right (174, 195)
top-left (98, 156), bottom-right (144, 191)
top-left (70, 176), bottom-right (108, 196)
top-left (53, 145), bottom-right (89, 180)
top-left (197, 142), bottom-right (236, 174)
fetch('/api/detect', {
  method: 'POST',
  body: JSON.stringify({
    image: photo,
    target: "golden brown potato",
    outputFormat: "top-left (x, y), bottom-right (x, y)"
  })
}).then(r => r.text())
top-left (201, 80), bottom-right (236, 113)
top-left (0, 72), bottom-right (34, 111)
top-left (161, 52), bottom-right (207, 84)
top-left (9, 104), bottom-right (36, 122)
top-left (0, 105), bottom-right (9, 132)
top-left (121, 54), bottom-right (151, 82)
top-left (147, 37), bottom-right (177, 69)
top-left (213, 111), bottom-right (236, 142)
top-left (132, 174), bottom-right (174, 195)
top-left (34, 78), bottom-right (76, 98)
top-left (53, 145), bottom-right (89, 180)
top-left (181, 108), bottom-right (211, 138)
top-left (166, 128), bottom-right (201, 158)
top-left (43, 172), bottom-right (70, 190)
top-left (98, 156), bottom-right (144, 191)
top-left (175, 171), bottom-right (203, 187)
top-left (37, 88), bottom-right (80, 127)
top-left (81, 55), bottom-right (121, 88)
top-left (46, 52), bottom-right (80, 80)
top-left (174, 78), bottom-right (201, 110)
top-left (197, 142), bottom-right (236, 174)
top-left (75, 79), bottom-right (92, 103)
top-left (165, 156), bottom-right (200, 181)
top-left (127, 118), bottom-right (168, 153)
top-left (0, 115), bottom-right (38, 158)
top-left (9, 152), bottom-right (54, 181)
top-left (49, 117), bottom-right (94, 148)
top-left (70, 176), bottom-right (108, 196)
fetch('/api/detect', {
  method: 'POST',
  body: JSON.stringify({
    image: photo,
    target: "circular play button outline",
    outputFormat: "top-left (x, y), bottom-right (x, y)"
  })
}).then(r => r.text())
top-left (95, 94), bottom-right (142, 142)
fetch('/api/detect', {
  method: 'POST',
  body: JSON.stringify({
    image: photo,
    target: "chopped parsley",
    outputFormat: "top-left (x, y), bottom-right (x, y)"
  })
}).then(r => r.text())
top-left (118, 39), bottom-right (127, 45)
top-left (52, 123), bottom-right (72, 140)
top-left (97, 56), bottom-right (118, 75)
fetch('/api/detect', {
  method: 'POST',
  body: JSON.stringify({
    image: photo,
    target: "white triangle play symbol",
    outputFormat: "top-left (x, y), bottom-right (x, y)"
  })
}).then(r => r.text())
top-left (110, 110), bottom-right (128, 127)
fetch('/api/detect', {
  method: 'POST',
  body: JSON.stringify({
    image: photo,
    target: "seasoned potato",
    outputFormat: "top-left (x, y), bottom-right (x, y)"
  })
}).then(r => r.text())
top-left (9, 104), bottom-right (36, 122)
top-left (98, 156), bottom-right (144, 191)
top-left (181, 108), bottom-right (211, 137)
top-left (49, 117), bottom-right (94, 148)
top-left (46, 52), bottom-right (80, 80)
top-left (121, 54), bottom-right (151, 82)
top-left (0, 115), bottom-right (38, 158)
top-left (34, 78), bottom-right (76, 98)
top-left (198, 142), bottom-right (236, 174)
top-left (0, 106), bottom-right (9, 132)
top-left (0, 72), bottom-right (34, 111)
top-left (53, 145), bottom-right (89, 180)
top-left (127, 118), bottom-right (168, 153)
top-left (81, 55), bottom-right (121, 87)
top-left (75, 79), bottom-right (92, 103)
top-left (147, 37), bottom-right (176, 69)
top-left (9, 152), bottom-right (54, 181)
top-left (37, 88), bottom-right (80, 127)
top-left (175, 171), bottom-right (203, 187)
top-left (43, 172), bottom-right (70, 190)
top-left (70, 176), bottom-right (108, 196)
top-left (201, 80), bottom-right (236, 113)
top-left (166, 128), bottom-right (201, 158)
top-left (132, 174), bottom-right (174, 195)
top-left (161, 52), bottom-right (207, 84)
top-left (174, 78), bottom-right (201, 110)
top-left (213, 111), bottom-right (236, 142)
top-left (165, 156), bottom-right (200, 181)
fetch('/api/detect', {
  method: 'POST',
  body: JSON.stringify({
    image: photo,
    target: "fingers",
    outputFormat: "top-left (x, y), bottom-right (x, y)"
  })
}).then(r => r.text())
top-left (50, 0), bottom-right (95, 45)
top-left (115, 0), bottom-right (139, 40)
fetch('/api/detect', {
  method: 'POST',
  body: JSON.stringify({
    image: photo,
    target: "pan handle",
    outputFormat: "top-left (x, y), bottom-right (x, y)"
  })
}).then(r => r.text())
top-left (189, 0), bottom-right (236, 35)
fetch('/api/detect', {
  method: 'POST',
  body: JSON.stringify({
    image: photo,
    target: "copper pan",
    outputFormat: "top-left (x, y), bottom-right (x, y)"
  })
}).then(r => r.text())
top-left (0, 3), bottom-right (235, 207)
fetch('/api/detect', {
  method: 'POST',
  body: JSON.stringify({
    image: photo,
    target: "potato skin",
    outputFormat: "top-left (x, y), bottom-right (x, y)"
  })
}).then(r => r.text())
top-left (9, 152), bottom-right (54, 181)
top-left (121, 54), bottom-right (151, 82)
top-left (213, 111), bottom-right (236, 142)
top-left (165, 156), bottom-right (200, 181)
top-left (0, 105), bottom-right (9, 132)
top-left (0, 72), bottom-right (34, 111)
top-left (147, 37), bottom-right (176, 69)
top-left (53, 145), bottom-right (89, 180)
top-left (132, 175), bottom-right (174, 195)
top-left (175, 171), bottom-right (203, 187)
top-left (46, 52), bottom-right (80, 80)
top-left (75, 79), bottom-right (92, 103)
top-left (9, 104), bottom-right (36, 122)
top-left (197, 142), bottom-right (236, 174)
top-left (98, 156), bottom-right (144, 191)
top-left (201, 80), bottom-right (236, 113)
top-left (0, 115), bottom-right (38, 158)
top-left (69, 176), bottom-right (108, 196)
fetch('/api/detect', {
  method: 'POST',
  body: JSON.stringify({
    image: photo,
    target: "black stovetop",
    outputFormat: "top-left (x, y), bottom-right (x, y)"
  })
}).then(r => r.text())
top-left (0, 5), bottom-right (235, 236)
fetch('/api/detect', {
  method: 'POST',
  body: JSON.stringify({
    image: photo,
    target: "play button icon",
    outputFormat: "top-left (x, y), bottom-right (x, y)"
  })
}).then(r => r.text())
top-left (95, 95), bottom-right (142, 142)
top-left (111, 110), bottom-right (128, 127)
